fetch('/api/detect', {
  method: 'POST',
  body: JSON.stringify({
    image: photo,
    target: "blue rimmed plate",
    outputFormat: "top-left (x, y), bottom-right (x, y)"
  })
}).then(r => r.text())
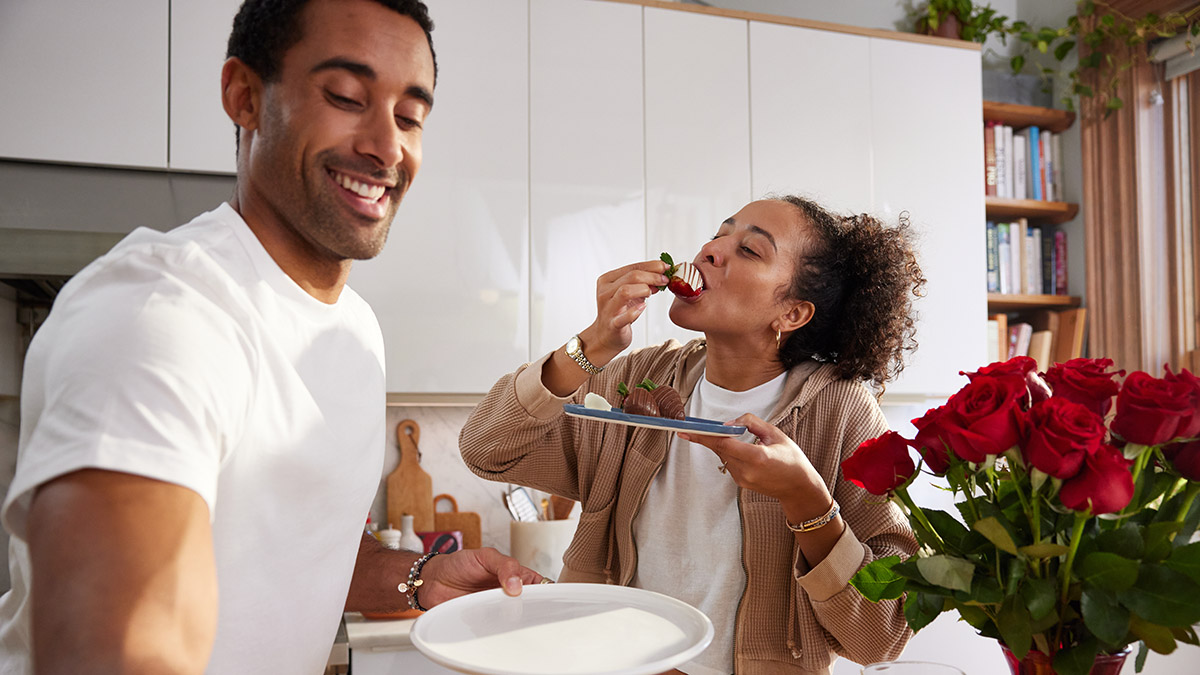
top-left (563, 404), bottom-right (746, 437)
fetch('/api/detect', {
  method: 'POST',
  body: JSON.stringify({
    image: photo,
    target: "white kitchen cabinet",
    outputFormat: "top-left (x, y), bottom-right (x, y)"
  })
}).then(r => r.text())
top-left (529, 0), bottom-right (646, 359)
top-left (868, 38), bottom-right (986, 398)
top-left (170, 0), bottom-right (242, 174)
top-left (643, 8), bottom-right (752, 348)
top-left (0, 0), bottom-right (168, 169)
top-left (348, 0), bottom-right (529, 394)
top-left (749, 22), bottom-right (872, 215)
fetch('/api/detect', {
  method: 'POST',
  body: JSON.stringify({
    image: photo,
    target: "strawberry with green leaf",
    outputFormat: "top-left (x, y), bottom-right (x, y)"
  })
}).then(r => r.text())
top-left (658, 252), bottom-right (704, 298)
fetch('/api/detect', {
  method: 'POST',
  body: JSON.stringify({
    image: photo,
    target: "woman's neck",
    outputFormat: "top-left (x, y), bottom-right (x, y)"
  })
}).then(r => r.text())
top-left (703, 335), bottom-right (787, 392)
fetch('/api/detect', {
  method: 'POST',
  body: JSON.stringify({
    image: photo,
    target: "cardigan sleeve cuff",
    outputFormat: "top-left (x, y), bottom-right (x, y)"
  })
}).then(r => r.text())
top-left (514, 350), bottom-right (575, 420)
top-left (794, 522), bottom-right (870, 602)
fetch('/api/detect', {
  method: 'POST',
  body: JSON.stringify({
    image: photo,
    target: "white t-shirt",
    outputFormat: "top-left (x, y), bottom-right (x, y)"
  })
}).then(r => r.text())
top-left (632, 371), bottom-right (787, 675)
top-left (0, 203), bottom-right (386, 674)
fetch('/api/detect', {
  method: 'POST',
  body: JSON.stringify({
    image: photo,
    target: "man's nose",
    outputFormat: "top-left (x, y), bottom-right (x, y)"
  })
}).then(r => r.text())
top-left (356, 108), bottom-right (406, 169)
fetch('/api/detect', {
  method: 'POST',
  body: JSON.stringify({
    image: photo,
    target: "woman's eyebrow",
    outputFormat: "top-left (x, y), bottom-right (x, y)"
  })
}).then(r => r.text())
top-left (746, 225), bottom-right (777, 251)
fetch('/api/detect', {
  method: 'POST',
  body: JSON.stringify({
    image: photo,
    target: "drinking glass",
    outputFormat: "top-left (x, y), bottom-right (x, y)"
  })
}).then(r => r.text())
top-left (862, 662), bottom-right (966, 675)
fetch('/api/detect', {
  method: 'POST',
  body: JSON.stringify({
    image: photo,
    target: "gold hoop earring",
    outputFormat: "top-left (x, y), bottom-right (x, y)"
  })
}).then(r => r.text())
top-left (776, 329), bottom-right (781, 350)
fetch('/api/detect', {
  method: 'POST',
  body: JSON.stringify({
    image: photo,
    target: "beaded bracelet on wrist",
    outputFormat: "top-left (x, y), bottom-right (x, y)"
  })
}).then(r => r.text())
top-left (397, 550), bottom-right (439, 611)
top-left (785, 499), bottom-right (840, 533)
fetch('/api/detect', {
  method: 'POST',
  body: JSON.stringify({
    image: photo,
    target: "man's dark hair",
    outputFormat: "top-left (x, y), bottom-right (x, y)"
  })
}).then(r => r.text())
top-left (226, 0), bottom-right (437, 84)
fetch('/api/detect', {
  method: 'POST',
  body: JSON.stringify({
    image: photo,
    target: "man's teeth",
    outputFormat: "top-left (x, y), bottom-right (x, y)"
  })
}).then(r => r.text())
top-left (332, 171), bottom-right (386, 201)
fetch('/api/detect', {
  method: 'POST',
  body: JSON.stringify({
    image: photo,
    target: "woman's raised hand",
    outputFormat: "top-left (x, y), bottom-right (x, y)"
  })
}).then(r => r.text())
top-left (585, 260), bottom-right (670, 356)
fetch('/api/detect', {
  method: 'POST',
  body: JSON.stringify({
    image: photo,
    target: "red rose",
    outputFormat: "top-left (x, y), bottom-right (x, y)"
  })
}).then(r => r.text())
top-left (963, 356), bottom-right (1038, 380)
top-left (1059, 445), bottom-right (1134, 514)
top-left (1111, 371), bottom-right (1197, 446)
top-left (941, 375), bottom-right (1027, 462)
top-left (842, 431), bottom-right (916, 496)
top-left (963, 356), bottom-right (1051, 406)
top-left (1022, 398), bottom-right (1106, 478)
top-left (910, 405), bottom-right (954, 474)
top-left (1043, 358), bottom-right (1124, 418)
top-left (1162, 441), bottom-right (1200, 481)
top-left (1163, 366), bottom-right (1200, 440)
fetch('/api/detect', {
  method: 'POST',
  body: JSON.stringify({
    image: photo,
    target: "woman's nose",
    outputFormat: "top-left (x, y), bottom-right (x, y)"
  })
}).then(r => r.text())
top-left (698, 238), bottom-right (724, 266)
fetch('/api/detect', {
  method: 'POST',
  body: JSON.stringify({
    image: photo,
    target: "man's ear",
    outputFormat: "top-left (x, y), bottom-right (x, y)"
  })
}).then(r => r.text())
top-left (221, 57), bottom-right (262, 134)
top-left (776, 300), bottom-right (815, 334)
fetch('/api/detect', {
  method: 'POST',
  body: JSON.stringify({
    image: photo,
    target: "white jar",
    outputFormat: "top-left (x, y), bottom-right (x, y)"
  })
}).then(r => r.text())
top-left (399, 514), bottom-right (425, 552)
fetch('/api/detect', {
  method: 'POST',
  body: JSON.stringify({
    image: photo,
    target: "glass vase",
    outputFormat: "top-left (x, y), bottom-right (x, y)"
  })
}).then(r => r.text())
top-left (999, 644), bottom-right (1130, 675)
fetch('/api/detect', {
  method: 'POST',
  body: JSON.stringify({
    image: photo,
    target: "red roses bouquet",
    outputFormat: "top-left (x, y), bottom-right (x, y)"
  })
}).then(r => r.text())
top-left (843, 356), bottom-right (1200, 675)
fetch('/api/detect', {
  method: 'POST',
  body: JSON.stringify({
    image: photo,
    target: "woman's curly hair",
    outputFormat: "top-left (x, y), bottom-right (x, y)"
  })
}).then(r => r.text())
top-left (774, 195), bottom-right (925, 389)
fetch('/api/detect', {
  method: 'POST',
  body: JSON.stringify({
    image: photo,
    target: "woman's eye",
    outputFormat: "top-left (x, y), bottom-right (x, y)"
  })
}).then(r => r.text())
top-left (741, 246), bottom-right (758, 257)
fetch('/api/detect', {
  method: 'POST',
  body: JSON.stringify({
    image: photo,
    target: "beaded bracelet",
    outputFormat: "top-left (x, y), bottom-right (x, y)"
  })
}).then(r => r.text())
top-left (397, 550), bottom-right (439, 611)
top-left (785, 500), bottom-right (841, 533)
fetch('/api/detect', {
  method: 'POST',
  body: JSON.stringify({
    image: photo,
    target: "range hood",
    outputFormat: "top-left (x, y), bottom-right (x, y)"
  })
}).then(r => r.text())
top-left (0, 159), bottom-right (236, 307)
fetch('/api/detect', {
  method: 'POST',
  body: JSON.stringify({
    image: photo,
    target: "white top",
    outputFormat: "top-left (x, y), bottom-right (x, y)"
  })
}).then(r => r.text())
top-left (632, 371), bottom-right (788, 675)
top-left (0, 203), bottom-right (386, 674)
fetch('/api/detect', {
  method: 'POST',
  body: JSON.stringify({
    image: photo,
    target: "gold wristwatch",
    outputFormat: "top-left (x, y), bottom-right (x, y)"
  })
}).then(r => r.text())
top-left (565, 334), bottom-right (604, 375)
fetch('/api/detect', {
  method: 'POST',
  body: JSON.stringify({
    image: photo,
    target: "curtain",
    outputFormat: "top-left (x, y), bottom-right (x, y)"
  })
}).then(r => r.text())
top-left (1079, 5), bottom-right (1200, 373)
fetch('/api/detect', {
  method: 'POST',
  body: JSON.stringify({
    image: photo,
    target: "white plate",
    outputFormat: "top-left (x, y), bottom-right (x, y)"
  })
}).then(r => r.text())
top-left (410, 583), bottom-right (714, 675)
top-left (563, 404), bottom-right (747, 437)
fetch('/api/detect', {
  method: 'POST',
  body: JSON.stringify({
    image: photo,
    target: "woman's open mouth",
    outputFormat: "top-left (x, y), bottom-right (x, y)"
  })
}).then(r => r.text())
top-left (667, 262), bottom-right (705, 299)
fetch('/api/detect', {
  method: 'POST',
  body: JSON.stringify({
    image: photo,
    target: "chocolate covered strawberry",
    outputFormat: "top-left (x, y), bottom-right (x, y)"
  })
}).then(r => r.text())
top-left (658, 252), bottom-right (703, 298)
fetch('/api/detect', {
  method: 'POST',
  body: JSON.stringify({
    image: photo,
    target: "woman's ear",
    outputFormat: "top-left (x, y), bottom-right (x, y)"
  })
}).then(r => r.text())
top-left (221, 57), bottom-right (262, 135)
top-left (776, 300), bottom-right (815, 334)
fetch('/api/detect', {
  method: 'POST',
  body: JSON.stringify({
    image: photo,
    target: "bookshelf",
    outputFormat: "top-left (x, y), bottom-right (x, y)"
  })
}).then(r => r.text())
top-left (983, 101), bottom-right (1084, 367)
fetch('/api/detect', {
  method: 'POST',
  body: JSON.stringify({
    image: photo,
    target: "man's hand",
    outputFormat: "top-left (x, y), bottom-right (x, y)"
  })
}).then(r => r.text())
top-left (417, 547), bottom-right (546, 608)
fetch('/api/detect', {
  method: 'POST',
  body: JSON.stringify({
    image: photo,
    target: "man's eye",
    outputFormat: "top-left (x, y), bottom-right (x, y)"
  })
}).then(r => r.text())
top-left (327, 92), bottom-right (362, 108)
top-left (396, 116), bottom-right (423, 130)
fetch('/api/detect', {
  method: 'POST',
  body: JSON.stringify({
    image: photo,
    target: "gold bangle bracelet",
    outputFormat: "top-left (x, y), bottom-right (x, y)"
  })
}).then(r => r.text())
top-left (785, 500), bottom-right (840, 533)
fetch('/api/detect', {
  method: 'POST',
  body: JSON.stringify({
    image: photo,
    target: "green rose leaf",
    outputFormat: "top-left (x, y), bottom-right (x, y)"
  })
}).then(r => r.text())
top-left (1165, 542), bottom-right (1200, 585)
top-left (1052, 639), bottom-right (1101, 675)
top-left (1129, 615), bottom-right (1177, 655)
top-left (1018, 542), bottom-right (1070, 558)
top-left (917, 555), bottom-right (975, 594)
top-left (903, 591), bottom-right (945, 633)
top-left (850, 555), bottom-right (905, 602)
top-left (1022, 577), bottom-right (1057, 620)
top-left (924, 509), bottom-right (970, 553)
top-left (1080, 587), bottom-right (1130, 646)
top-left (1096, 524), bottom-right (1144, 559)
top-left (973, 516), bottom-right (1019, 555)
top-left (1117, 565), bottom-right (1200, 626)
top-left (1079, 551), bottom-right (1138, 592)
top-left (997, 596), bottom-right (1033, 660)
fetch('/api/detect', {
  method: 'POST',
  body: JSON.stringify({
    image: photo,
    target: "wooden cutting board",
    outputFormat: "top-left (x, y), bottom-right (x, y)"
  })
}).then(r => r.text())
top-left (433, 493), bottom-right (482, 550)
top-left (386, 419), bottom-right (434, 532)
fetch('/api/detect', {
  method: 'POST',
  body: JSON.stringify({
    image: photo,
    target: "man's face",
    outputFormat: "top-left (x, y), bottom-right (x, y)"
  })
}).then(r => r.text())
top-left (246, 0), bottom-right (435, 262)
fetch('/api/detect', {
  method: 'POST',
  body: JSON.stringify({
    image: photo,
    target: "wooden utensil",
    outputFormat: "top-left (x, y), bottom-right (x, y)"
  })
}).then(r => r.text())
top-left (433, 493), bottom-right (482, 550)
top-left (386, 419), bottom-right (434, 532)
top-left (549, 495), bottom-right (575, 520)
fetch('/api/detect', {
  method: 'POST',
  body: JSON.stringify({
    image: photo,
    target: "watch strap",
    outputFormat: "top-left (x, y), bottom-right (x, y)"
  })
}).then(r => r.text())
top-left (568, 335), bottom-right (604, 375)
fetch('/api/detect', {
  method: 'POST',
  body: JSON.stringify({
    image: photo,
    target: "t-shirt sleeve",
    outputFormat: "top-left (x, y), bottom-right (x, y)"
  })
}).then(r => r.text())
top-left (2, 254), bottom-right (256, 541)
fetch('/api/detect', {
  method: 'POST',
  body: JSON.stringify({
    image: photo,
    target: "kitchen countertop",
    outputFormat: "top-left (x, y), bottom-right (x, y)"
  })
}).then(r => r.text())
top-left (343, 612), bottom-right (419, 652)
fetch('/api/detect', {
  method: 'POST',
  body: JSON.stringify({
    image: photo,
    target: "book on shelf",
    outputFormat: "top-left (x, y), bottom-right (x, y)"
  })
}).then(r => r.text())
top-left (1055, 307), bottom-right (1087, 365)
top-left (1040, 130), bottom-right (1053, 202)
top-left (986, 222), bottom-right (999, 293)
top-left (1051, 133), bottom-right (1063, 203)
top-left (997, 223), bottom-right (1012, 294)
top-left (994, 124), bottom-right (1009, 199)
top-left (1029, 126), bottom-right (1042, 200)
top-left (1024, 227), bottom-right (1041, 296)
top-left (1012, 218), bottom-right (1028, 294)
top-left (1013, 133), bottom-right (1027, 200)
top-left (1008, 322), bottom-right (1033, 359)
top-left (1054, 230), bottom-right (1068, 295)
top-left (989, 313), bottom-right (1008, 363)
top-left (984, 120), bottom-right (997, 196)
top-left (1029, 330), bottom-right (1054, 373)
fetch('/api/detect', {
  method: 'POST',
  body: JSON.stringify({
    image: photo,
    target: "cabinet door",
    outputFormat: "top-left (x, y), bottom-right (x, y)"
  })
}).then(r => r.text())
top-left (869, 39), bottom-right (986, 397)
top-left (170, 0), bottom-right (241, 174)
top-left (529, 0), bottom-right (645, 359)
top-left (643, 8), bottom-right (752, 347)
top-left (0, 0), bottom-right (168, 168)
top-left (348, 0), bottom-right (529, 394)
top-left (750, 22), bottom-right (872, 214)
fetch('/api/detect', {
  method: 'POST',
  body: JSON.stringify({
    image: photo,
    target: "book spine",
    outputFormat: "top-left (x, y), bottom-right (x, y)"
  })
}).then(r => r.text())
top-left (1004, 125), bottom-right (1015, 199)
top-left (1041, 226), bottom-right (1055, 294)
top-left (995, 124), bottom-right (1008, 198)
top-left (1051, 133), bottom-right (1064, 202)
top-left (986, 221), bottom-right (999, 293)
top-left (1013, 133), bottom-right (1027, 200)
top-left (997, 223), bottom-right (1011, 294)
top-left (1032, 227), bottom-right (1044, 295)
top-left (1054, 230), bottom-right (1068, 295)
top-left (984, 121), bottom-right (997, 196)
top-left (1025, 228), bottom-right (1039, 296)
top-left (1041, 131), bottom-right (1053, 202)
top-left (1029, 126), bottom-right (1042, 201)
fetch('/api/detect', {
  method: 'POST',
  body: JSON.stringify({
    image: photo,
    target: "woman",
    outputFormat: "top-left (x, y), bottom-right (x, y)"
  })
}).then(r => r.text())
top-left (460, 196), bottom-right (922, 675)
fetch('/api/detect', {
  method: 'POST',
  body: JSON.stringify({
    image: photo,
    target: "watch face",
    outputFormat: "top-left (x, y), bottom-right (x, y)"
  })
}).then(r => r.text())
top-left (566, 336), bottom-right (580, 355)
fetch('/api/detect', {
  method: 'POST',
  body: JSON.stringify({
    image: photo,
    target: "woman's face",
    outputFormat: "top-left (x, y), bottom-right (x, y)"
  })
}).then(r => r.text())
top-left (668, 199), bottom-right (810, 340)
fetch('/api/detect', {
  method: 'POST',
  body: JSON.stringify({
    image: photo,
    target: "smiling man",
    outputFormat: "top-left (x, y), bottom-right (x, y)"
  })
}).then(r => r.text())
top-left (0, 1), bottom-right (541, 673)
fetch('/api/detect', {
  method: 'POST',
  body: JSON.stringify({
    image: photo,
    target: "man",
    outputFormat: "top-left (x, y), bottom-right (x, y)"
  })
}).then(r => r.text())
top-left (0, 0), bottom-right (541, 672)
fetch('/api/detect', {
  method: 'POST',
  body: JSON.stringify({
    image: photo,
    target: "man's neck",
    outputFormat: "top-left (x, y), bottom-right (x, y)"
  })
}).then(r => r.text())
top-left (230, 193), bottom-right (351, 305)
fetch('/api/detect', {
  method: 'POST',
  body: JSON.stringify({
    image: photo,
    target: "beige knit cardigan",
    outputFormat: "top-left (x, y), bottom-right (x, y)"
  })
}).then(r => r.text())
top-left (460, 339), bottom-right (917, 674)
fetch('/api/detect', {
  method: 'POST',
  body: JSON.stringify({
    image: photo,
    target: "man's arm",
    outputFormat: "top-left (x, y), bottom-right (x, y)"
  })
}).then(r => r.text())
top-left (346, 532), bottom-right (546, 612)
top-left (26, 469), bottom-right (218, 675)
